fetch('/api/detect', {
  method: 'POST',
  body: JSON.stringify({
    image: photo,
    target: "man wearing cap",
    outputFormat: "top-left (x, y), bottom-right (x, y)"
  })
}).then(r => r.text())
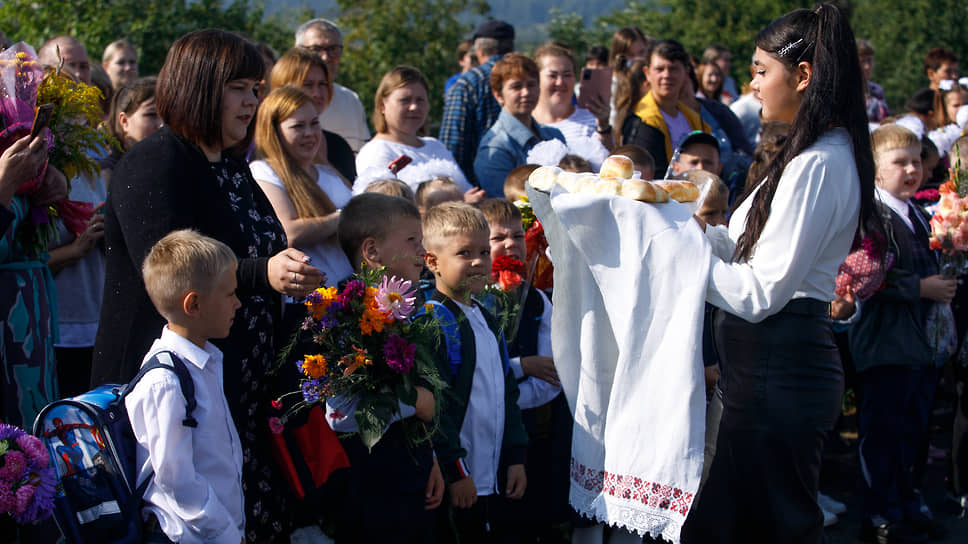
top-left (622, 39), bottom-right (710, 178)
top-left (295, 18), bottom-right (371, 153)
top-left (671, 131), bottom-right (722, 177)
top-left (439, 20), bottom-right (515, 186)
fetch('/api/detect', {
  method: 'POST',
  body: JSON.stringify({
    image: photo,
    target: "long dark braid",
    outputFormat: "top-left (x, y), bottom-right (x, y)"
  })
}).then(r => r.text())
top-left (733, 3), bottom-right (878, 262)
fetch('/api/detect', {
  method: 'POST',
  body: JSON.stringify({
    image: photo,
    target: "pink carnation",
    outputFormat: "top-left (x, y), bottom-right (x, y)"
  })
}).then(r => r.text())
top-left (14, 483), bottom-right (35, 515)
top-left (16, 434), bottom-right (48, 468)
top-left (0, 450), bottom-right (27, 480)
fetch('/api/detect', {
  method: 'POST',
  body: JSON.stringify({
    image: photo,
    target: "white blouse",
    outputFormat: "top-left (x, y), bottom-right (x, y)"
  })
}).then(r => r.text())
top-left (353, 136), bottom-right (471, 194)
top-left (249, 160), bottom-right (354, 287)
top-left (705, 128), bottom-right (860, 322)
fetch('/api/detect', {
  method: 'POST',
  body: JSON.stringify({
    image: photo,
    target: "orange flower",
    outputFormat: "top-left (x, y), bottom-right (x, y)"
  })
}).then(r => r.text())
top-left (342, 347), bottom-right (373, 376)
top-left (301, 354), bottom-right (328, 379)
top-left (305, 286), bottom-right (338, 320)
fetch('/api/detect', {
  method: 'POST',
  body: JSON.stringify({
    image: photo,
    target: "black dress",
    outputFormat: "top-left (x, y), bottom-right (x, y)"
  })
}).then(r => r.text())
top-left (92, 126), bottom-right (294, 541)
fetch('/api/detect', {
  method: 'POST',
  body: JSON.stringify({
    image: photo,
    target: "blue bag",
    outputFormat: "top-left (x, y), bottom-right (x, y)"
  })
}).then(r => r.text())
top-left (32, 351), bottom-right (197, 544)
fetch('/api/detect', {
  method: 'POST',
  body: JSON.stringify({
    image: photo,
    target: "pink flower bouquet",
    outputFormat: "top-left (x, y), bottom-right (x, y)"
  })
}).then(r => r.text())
top-left (0, 423), bottom-right (56, 525)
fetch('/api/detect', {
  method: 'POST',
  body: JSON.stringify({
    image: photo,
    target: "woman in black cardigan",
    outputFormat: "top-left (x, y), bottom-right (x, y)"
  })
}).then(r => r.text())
top-left (91, 29), bottom-right (323, 542)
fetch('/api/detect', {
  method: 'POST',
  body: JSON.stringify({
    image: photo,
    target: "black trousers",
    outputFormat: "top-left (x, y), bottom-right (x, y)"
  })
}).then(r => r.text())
top-left (682, 299), bottom-right (842, 544)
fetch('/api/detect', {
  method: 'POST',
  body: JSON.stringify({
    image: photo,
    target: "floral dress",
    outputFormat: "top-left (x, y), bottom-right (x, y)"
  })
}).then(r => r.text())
top-left (0, 196), bottom-right (58, 430)
top-left (209, 159), bottom-right (291, 542)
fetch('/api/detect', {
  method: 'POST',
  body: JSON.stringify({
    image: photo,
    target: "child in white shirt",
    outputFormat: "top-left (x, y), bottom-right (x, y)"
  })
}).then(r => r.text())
top-left (126, 230), bottom-right (244, 544)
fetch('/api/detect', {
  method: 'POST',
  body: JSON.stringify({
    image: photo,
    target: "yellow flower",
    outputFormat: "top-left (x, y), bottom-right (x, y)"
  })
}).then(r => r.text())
top-left (305, 286), bottom-right (338, 320)
top-left (301, 354), bottom-right (328, 379)
top-left (423, 303), bottom-right (434, 313)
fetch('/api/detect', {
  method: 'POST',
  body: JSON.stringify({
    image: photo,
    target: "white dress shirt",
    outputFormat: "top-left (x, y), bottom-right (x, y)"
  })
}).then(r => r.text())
top-left (319, 83), bottom-right (371, 153)
top-left (125, 327), bottom-right (244, 544)
top-left (875, 186), bottom-right (915, 233)
top-left (508, 289), bottom-right (561, 410)
top-left (705, 128), bottom-right (860, 322)
top-left (454, 300), bottom-right (505, 497)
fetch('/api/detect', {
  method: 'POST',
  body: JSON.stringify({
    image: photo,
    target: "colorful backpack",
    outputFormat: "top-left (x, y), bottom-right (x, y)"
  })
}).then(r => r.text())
top-left (32, 351), bottom-right (197, 544)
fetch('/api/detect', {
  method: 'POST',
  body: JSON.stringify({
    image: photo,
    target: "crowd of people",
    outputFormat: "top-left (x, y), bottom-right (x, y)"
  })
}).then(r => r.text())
top-left (2, 3), bottom-right (968, 543)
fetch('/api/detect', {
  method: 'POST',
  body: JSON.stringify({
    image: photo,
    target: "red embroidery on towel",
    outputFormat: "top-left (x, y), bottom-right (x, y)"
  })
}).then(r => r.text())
top-left (571, 457), bottom-right (694, 516)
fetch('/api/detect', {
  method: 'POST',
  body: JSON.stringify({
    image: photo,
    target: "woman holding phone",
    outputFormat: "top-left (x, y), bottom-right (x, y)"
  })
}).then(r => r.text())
top-left (682, 4), bottom-right (878, 542)
top-left (532, 42), bottom-right (613, 154)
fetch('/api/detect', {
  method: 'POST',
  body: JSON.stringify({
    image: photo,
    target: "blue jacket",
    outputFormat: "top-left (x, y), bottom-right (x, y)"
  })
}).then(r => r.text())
top-left (474, 109), bottom-right (565, 197)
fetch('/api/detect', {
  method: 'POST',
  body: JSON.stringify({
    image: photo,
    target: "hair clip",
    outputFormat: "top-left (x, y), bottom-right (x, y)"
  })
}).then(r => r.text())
top-left (939, 79), bottom-right (955, 92)
top-left (777, 38), bottom-right (804, 58)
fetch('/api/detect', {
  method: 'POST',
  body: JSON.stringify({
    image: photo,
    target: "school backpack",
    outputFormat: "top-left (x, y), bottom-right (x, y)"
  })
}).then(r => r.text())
top-left (32, 351), bottom-right (197, 544)
top-left (417, 298), bottom-right (511, 379)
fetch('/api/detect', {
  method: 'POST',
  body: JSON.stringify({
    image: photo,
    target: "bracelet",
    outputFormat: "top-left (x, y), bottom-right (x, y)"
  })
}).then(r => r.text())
top-left (596, 125), bottom-right (612, 134)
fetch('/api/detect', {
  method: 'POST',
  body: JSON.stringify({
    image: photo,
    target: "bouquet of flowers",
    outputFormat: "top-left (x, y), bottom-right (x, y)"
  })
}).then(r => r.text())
top-left (275, 267), bottom-right (445, 450)
top-left (0, 423), bottom-right (56, 525)
top-left (834, 235), bottom-right (894, 301)
top-left (0, 42), bottom-right (115, 257)
top-left (929, 156), bottom-right (968, 276)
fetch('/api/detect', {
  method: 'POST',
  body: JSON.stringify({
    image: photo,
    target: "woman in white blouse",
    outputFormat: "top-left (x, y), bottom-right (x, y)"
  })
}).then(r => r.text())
top-left (531, 43), bottom-right (613, 158)
top-left (251, 86), bottom-right (354, 286)
top-left (354, 66), bottom-right (479, 197)
top-left (682, 5), bottom-right (880, 543)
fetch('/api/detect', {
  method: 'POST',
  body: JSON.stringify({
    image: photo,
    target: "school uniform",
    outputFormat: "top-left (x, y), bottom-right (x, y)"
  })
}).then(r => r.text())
top-left (500, 287), bottom-right (572, 539)
top-left (849, 191), bottom-right (941, 526)
top-left (683, 128), bottom-right (860, 543)
top-left (125, 327), bottom-right (244, 544)
top-left (423, 291), bottom-right (529, 543)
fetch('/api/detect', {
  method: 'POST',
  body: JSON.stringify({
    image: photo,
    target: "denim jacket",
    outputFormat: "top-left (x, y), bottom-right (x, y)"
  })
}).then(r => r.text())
top-left (473, 109), bottom-right (565, 197)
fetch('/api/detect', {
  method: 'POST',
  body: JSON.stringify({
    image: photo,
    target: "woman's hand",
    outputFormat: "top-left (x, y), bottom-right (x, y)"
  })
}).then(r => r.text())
top-left (267, 248), bottom-right (325, 297)
top-left (829, 288), bottom-right (856, 320)
top-left (920, 274), bottom-right (957, 303)
top-left (0, 131), bottom-right (49, 205)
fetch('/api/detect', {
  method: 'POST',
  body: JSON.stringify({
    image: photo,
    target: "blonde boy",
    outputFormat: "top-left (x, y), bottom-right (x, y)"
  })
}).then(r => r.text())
top-left (127, 230), bottom-right (245, 544)
top-left (421, 202), bottom-right (528, 539)
top-left (850, 125), bottom-right (953, 539)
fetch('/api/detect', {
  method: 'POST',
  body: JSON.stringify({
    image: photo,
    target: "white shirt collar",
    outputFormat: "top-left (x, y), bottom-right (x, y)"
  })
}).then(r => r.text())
top-left (875, 186), bottom-right (914, 232)
top-left (159, 326), bottom-right (218, 370)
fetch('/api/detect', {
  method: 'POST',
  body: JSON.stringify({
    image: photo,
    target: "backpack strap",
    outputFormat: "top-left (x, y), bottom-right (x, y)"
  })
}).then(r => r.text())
top-left (417, 299), bottom-right (462, 378)
top-left (122, 350), bottom-right (199, 499)
top-left (123, 350), bottom-right (198, 428)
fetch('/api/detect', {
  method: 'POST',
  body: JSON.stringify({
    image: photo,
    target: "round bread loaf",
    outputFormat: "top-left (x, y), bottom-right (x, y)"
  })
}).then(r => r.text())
top-left (621, 179), bottom-right (669, 203)
top-left (600, 154), bottom-right (635, 179)
top-left (528, 165), bottom-right (562, 191)
top-left (594, 177), bottom-right (624, 196)
top-left (653, 180), bottom-right (700, 202)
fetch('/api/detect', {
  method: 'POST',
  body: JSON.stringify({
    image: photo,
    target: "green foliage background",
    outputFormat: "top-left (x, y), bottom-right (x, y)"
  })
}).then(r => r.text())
top-left (2, 0), bottom-right (966, 126)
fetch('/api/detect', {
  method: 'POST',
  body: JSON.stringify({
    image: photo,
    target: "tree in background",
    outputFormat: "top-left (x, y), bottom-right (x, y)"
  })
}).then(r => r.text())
top-left (0, 0), bottom-right (311, 76)
top-left (852, 0), bottom-right (968, 111)
top-left (334, 0), bottom-right (489, 129)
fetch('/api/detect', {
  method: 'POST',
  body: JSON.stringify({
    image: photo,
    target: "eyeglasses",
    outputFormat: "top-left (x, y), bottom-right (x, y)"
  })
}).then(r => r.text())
top-left (303, 44), bottom-right (343, 56)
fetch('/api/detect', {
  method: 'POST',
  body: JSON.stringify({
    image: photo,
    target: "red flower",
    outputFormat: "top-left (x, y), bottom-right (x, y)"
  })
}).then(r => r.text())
top-left (491, 255), bottom-right (524, 291)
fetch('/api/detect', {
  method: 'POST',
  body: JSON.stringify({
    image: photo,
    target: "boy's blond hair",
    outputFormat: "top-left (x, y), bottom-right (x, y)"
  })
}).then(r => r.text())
top-left (504, 164), bottom-right (539, 201)
top-left (422, 201), bottom-right (489, 250)
top-left (363, 178), bottom-right (416, 202)
top-left (676, 169), bottom-right (728, 201)
top-left (951, 136), bottom-right (968, 169)
top-left (477, 197), bottom-right (522, 227)
top-left (142, 230), bottom-right (237, 321)
top-left (416, 176), bottom-right (461, 210)
top-left (871, 124), bottom-right (920, 162)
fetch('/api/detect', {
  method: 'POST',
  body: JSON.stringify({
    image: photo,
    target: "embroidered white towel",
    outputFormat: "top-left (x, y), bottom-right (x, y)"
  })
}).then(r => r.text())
top-left (528, 185), bottom-right (710, 542)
